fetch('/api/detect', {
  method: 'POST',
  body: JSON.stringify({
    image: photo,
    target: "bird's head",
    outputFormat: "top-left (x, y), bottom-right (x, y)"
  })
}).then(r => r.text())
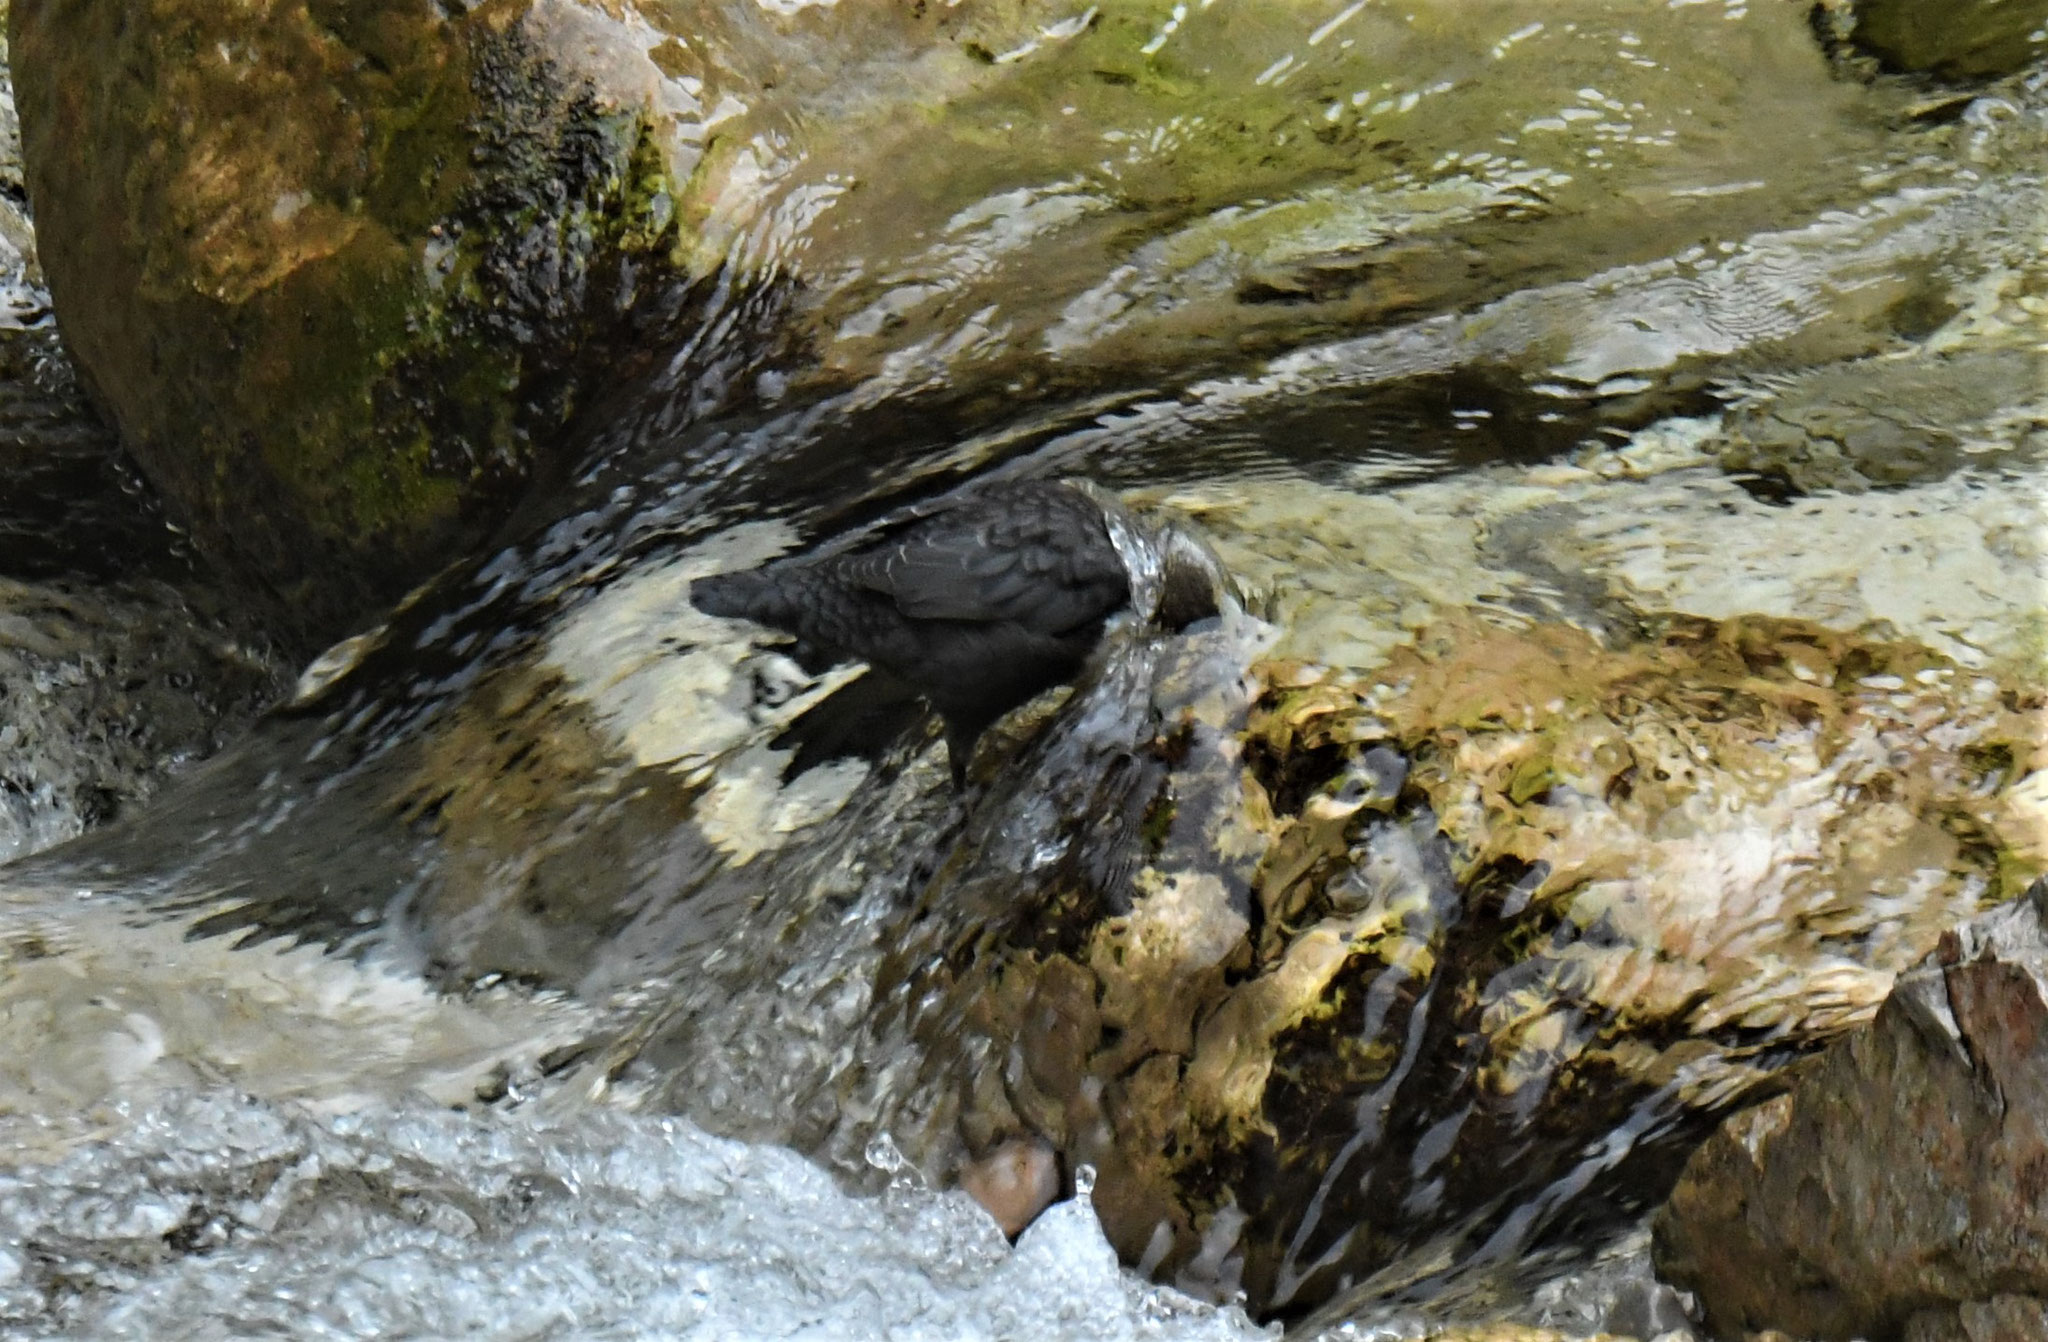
top-left (1065, 480), bottom-right (1243, 634)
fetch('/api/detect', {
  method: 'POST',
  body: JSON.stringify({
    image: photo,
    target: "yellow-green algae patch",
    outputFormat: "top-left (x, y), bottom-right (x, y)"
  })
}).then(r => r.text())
top-left (795, 0), bottom-right (1906, 382)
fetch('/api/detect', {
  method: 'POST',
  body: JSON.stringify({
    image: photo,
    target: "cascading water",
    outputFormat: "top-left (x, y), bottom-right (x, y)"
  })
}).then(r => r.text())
top-left (2, 4), bottom-right (2045, 1338)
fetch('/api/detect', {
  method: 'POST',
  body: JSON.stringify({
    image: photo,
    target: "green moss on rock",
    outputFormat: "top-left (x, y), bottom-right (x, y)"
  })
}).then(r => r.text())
top-left (1849, 0), bottom-right (2048, 78)
top-left (8, 0), bottom-right (698, 643)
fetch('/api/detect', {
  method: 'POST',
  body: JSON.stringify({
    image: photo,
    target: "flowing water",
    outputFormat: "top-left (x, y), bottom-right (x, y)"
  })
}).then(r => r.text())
top-left (2, 4), bottom-right (2045, 1338)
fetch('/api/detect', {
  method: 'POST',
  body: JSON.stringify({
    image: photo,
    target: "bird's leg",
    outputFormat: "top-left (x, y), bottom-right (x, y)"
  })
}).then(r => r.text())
top-left (944, 711), bottom-right (1002, 793)
top-left (945, 725), bottom-right (973, 792)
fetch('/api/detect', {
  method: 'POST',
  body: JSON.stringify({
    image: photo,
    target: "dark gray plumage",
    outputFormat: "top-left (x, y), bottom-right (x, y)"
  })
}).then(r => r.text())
top-left (691, 480), bottom-right (1134, 784)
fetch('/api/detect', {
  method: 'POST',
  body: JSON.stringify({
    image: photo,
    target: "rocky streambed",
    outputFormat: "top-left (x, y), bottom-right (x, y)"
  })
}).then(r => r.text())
top-left (0, 1), bottom-right (2045, 1339)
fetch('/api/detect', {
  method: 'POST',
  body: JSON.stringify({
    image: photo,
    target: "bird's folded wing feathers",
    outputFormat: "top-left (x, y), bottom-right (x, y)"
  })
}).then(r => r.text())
top-left (840, 499), bottom-right (1126, 632)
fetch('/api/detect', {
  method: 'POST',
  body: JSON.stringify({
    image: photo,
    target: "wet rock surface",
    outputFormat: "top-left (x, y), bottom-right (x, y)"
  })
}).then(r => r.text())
top-left (1839, 0), bottom-right (2048, 80)
top-left (853, 610), bottom-right (2038, 1321)
top-left (6, 0), bottom-right (1965, 640)
top-left (0, 576), bottom-right (283, 864)
top-left (0, 5), bottom-right (2045, 1340)
top-left (1653, 879), bottom-right (2048, 1342)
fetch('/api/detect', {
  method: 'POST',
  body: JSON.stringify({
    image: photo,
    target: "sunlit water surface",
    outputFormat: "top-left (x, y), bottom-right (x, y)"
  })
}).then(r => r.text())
top-left (2, 6), bottom-right (2045, 1338)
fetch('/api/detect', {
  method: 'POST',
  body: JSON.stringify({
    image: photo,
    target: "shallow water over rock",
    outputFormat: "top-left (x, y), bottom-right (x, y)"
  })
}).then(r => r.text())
top-left (2, 7), bottom-right (2046, 1339)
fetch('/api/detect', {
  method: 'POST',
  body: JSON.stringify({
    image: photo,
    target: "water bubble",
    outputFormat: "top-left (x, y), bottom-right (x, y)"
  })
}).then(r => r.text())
top-left (864, 1133), bottom-right (906, 1174)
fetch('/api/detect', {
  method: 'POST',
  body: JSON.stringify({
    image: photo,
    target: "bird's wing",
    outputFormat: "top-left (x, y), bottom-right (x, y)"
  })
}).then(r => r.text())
top-left (837, 487), bottom-right (1128, 633)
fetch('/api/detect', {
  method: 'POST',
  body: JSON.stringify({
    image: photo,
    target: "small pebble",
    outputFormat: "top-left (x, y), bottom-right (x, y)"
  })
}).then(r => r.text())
top-left (959, 1137), bottom-right (1060, 1238)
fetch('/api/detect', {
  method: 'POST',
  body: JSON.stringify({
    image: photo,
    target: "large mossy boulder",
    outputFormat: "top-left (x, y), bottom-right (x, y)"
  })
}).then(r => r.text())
top-left (1844, 0), bottom-right (2048, 79)
top-left (9, 0), bottom-right (707, 639)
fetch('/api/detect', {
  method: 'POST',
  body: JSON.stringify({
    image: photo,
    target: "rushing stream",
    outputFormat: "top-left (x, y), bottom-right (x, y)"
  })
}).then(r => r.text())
top-left (2, 3), bottom-right (2045, 1338)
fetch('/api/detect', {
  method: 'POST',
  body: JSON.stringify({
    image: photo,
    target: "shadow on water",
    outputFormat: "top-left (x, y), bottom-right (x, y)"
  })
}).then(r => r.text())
top-left (0, 328), bottom-right (195, 585)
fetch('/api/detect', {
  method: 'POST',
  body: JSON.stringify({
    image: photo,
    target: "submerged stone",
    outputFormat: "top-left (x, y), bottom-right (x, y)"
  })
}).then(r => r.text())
top-left (1716, 343), bottom-right (2048, 496)
top-left (5, 0), bottom-right (1948, 643)
top-left (1843, 0), bottom-right (2048, 79)
top-left (959, 1135), bottom-right (1062, 1239)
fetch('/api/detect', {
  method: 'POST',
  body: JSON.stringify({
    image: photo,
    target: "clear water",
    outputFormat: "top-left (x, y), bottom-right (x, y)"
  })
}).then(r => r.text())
top-left (2, 6), bottom-right (2045, 1338)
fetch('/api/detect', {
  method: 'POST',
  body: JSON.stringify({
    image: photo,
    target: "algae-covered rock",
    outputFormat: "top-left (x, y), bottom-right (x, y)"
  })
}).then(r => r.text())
top-left (865, 611), bottom-right (2040, 1319)
top-left (86, 404), bottom-right (2039, 1323)
top-left (221, 426), bottom-right (2042, 1320)
top-left (8, 0), bottom-right (1938, 640)
top-left (7, 0), bottom-right (714, 640)
top-left (1654, 881), bottom-right (2048, 1341)
top-left (1717, 343), bottom-right (2048, 495)
top-left (1847, 0), bottom-right (2048, 79)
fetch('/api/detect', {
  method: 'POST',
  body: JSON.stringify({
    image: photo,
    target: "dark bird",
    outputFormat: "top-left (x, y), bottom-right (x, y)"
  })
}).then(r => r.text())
top-left (691, 479), bottom-right (1197, 786)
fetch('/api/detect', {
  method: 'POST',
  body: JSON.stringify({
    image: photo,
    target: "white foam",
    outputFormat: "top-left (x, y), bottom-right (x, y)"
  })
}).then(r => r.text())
top-left (0, 1088), bottom-right (1275, 1341)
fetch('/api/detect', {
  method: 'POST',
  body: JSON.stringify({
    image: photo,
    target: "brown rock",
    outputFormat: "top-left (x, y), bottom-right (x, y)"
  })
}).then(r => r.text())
top-left (7, 0), bottom-right (710, 642)
top-left (865, 613), bottom-right (2040, 1321)
top-left (1847, 0), bottom-right (2048, 80)
top-left (1654, 879), bottom-right (2048, 1340)
top-left (1905, 1294), bottom-right (2048, 1342)
top-left (958, 1137), bottom-right (1062, 1239)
